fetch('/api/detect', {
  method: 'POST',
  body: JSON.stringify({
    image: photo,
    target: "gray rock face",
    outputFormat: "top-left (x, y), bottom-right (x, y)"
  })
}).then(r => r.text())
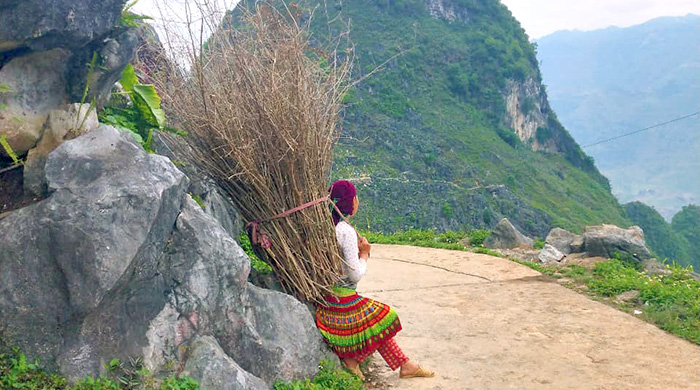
top-left (0, 125), bottom-right (330, 385)
top-left (484, 218), bottom-right (534, 249)
top-left (0, 49), bottom-right (71, 154)
top-left (183, 336), bottom-right (267, 390)
top-left (545, 227), bottom-right (578, 255)
top-left (538, 244), bottom-right (566, 263)
top-left (582, 224), bottom-right (653, 260)
top-left (24, 103), bottom-right (99, 195)
top-left (227, 285), bottom-right (336, 384)
top-left (0, 0), bottom-right (126, 52)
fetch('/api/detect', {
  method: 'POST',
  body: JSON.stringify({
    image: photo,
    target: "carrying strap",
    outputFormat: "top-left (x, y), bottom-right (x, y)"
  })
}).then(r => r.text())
top-left (246, 195), bottom-right (359, 249)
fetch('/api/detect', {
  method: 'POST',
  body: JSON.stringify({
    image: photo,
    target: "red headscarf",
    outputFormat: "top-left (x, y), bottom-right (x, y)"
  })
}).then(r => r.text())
top-left (329, 180), bottom-right (356, 225)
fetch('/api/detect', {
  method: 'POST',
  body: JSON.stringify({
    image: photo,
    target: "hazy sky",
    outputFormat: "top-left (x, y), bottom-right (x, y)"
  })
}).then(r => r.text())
top-left (499, 0), bottom-right (700, 38)
top-left (133, 0), bottom-right (700, 42)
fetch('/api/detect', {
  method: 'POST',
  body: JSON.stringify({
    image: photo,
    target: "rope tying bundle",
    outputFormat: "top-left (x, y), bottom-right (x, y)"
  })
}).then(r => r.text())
top-left (246, 195), bottom-right (359, 249)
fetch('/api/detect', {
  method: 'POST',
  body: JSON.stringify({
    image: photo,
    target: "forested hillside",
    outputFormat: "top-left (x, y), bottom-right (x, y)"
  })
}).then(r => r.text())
top-left (625, 202), bottom-right (699, 268)
top-left (236, 0), bottom-right (630, 237)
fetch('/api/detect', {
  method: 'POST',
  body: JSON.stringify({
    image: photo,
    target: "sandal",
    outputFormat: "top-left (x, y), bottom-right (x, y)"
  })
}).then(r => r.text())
top-left (400, 366), bottom-right (435, 379)
top-left (342, 362), bottom-right (365, 380)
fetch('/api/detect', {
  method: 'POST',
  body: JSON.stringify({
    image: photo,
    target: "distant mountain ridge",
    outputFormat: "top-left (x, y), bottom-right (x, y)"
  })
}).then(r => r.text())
top-left (536, 14), bottom-right (700, 220)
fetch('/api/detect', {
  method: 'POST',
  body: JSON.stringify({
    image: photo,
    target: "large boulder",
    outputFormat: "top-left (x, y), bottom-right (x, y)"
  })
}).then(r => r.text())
top-left (0, 125), bottom-right (331, 385)
top-left (582, 224), bottom-right (653, 260)
top-left (545, 227), bottom-right (578, 255)
top-left (484, 218), bottom-right (534, 249)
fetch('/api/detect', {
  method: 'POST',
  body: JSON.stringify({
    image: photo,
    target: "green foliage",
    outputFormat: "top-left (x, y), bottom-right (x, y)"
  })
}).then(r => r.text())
top-left (467, 229), bottom-right (492, 246)
top-left (132, 84), bottom-right (167, 129)
top-left (100, 64), bottom-right (184, 151)
top-left (0, 84), bottom-right (14, 93)
top-left (120, 0), bottom-right (152, 28)
top-left (0, 134), bottom-right (22, 166)
top-left (189, 194), bottom-right (205, 208)
top-left (0, 349), bottom-right (198, 390)
top-left (238, 232), bottom-right (273, 274)
top-left (672, 205), bottom-right (700, 269)
top-left (273, 360), bottom-right (364, 390)
top-left (532, 238), bottom-right (545, 250)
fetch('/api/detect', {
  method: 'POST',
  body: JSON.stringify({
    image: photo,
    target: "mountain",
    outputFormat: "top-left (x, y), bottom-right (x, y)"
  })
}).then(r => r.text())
top-left (234, 0), bottom-right (630, 237)
top-left (536, 14), bottom-right (700, 220)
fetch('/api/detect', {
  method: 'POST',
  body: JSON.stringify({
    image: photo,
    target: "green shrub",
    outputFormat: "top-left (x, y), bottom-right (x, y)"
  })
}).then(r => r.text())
top-left (467, 229), bottom-right (492, 246)
top-left (274, 360), bottom-right (364, 390)
top-left (0, 349), bottom-right (199, 390)
top-left (238, 232), bottom-right (273, 274)
top-left (533, 238), bottom-right (545, 250)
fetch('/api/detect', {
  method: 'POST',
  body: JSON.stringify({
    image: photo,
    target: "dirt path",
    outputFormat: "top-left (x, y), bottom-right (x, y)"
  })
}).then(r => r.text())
top-left (359, 245), bottom-right (700, 390)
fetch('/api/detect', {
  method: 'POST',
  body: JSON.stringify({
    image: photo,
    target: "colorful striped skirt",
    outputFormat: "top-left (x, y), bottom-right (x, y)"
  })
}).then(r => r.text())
top-left (315, 286), bottom-right (402, 359)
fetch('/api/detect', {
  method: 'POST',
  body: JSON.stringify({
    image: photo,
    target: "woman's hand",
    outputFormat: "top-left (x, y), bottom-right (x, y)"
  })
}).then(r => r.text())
top-left (358, 237), bottom-right (371, 259)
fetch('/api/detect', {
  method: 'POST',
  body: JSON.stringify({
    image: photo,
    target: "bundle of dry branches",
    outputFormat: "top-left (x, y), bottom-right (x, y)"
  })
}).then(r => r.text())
top-left (153, 2), bottom-right (352, 301)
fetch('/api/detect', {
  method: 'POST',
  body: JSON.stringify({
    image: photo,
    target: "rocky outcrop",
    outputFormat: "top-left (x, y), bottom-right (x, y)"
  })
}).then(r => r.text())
top-left (23, 103), bottom-right (98, 195)
top-left (424, 0), bottom-right (469, 22)
top-left (0, 125), bottom-right (332, 386)
top-left (183, 336), bottom-right (268, 390)
top-left (483, 218), bottom-right (533, 249)
top-left (582, 224), bottom-right (653, 260)
top-left (0, 0), bottom-right (138, 156)
top-left (537, 225), bottom-right (654, 264)
top-left (538, 244), bottom-right (566, 263)
top-left (545, 227), bottom-right (577, 255)
top-left (0, 49), bottom-right (72, 154)
top-left (504, 77), bottom-right (550, 151)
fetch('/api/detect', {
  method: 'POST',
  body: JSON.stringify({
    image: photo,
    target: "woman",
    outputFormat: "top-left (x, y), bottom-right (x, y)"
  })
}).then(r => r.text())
top-left (315, 180), bottom-right (434, 380)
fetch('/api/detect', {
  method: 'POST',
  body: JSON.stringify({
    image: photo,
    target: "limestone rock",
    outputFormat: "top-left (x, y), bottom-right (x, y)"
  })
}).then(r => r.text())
top-left (0, 0), bottom-right (125, 52)
top-left (24, 104), bottom-right (99, 195)
top-left (582, 224), bottom-right (653, 260)
top-left (226, 284), bottom-right (336, 384)
top-left (545, 227), bottom-right (578, 255)
top-left (66, 27), bottom-right (140, 105)
top-left (0, 49), bottom-right (71, 155)
top-left (538, 244), bottom-right (566, 263)
top-left (484, 218), bottom-right (534, 249)
top-left (0, 125), bottom-right (331, 385)
top-left (183, 336), bottom-right (268, 390)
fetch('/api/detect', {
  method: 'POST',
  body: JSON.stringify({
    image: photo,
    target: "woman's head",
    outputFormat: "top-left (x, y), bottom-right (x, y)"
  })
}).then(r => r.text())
top-left (330, 180), bottom-right (357, 225)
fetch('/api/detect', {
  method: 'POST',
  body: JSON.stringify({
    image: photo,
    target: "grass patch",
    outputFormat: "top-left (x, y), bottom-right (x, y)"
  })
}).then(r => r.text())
top-left (361, 228), bottom-right (494, 253)
top-left (0, 349), bottom-right (198, 389)
top-left (515, 259), bottom-right (700, 345)
top-left (273, 360), bottom-right (364, 390)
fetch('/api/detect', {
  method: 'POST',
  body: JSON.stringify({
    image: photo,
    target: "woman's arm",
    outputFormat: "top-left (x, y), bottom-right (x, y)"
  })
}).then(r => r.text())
top-left (336, 223), bottom-right (367, 283)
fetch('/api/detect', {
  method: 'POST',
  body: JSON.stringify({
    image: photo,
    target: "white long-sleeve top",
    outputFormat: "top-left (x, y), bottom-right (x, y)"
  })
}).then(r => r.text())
top-left (335, 221), bottom-right (367, 285)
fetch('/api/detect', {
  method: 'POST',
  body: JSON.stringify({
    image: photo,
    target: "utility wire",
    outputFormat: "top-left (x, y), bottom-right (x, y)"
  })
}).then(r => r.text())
top-left (583, 111), bottom-right (700, 148)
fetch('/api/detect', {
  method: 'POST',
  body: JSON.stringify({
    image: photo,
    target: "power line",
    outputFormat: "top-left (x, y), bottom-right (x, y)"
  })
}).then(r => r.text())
top-left (582, 111), bottom-right (700, 148)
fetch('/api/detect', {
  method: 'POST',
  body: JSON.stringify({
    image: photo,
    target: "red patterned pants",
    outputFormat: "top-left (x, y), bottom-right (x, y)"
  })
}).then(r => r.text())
top-left (353, 337), bottom-right (409, 371)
